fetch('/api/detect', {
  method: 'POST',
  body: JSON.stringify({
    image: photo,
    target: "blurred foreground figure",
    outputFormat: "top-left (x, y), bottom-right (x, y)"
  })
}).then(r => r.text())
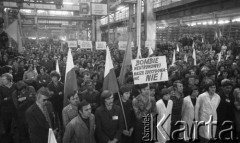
top-left (26, 87), bottom-right (59, 143)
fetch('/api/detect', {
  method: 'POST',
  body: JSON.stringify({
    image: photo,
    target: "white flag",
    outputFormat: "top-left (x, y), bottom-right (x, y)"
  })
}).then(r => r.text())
top-left (193, 48), bottom-right (197, 66)
top-left (172, 50), bottom-right (176, 65)
top-left (176, 44), bottom-right (179, 52)
top-left (48, 128), bottom-right (57, 143)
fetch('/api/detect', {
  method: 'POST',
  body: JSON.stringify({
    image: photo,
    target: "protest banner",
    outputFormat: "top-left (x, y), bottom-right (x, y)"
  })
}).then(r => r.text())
top-left (131, 56), bottom-right (168, 84)
top-left (78, 40), bottom-right (92, 49)
top-left (118, 41), bottom-right (134, 50)
top-left (96, 41), bottom-right (106, 50)
top-left (68, 41), bottom-right (77, 48)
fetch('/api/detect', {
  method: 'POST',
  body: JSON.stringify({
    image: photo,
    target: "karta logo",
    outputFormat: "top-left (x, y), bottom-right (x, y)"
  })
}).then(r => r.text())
top-left (142, 114), bottom-right (239, 142)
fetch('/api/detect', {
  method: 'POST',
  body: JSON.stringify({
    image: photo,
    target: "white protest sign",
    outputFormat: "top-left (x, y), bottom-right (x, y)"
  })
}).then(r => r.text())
top-left (78, 40), bottom-right (92, 49)
top-left (118, 41), bottom-right (134, 50)
top-left (68, 41), bottom-right (77, 48)
top-left (118, 41), bottom-right (127, 50)
top-left (145, 41), bottom-right (154, 48)
top-left (131, 56), bottom-right (168, 84)
top-left (96, 42), bottom-right (106, 50)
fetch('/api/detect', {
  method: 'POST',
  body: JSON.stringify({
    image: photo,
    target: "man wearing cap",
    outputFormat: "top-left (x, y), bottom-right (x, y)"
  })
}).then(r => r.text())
top-left (95, 90), bottom-right (124, 143)
top-left (63, 100), bottom-right (96, 143)
top-left (216, 79), bottom-right (235, 140)
top-left (25, 87), bottom-right (59, 143)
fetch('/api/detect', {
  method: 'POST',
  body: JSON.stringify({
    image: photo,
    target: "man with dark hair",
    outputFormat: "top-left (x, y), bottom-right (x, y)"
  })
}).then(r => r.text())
top-left (195, 80), bottom-right (220, 143)
top-left (80, 79), bottom-right (100, 114)
top-left (62, 91), bottom-right (80, 127)
top-left (0, 73), bottom-right (17, 142)
top-left (216, 79), bottom-right (235, 140)
top-left (63, 100), bottom-right (96, 143)
top-left (95, 90), bottom-right (124, 143)
top-left (25, 87), bottom-right (59, 143)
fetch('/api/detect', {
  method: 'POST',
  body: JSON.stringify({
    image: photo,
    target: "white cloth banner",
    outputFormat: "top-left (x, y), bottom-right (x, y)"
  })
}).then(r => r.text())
top-left (131, 56), bottom-right (168, 84)
top-left (68, 41), bottom-right (77, 48)
top-left (96, 41), bottom-right (106, 50)
top-left (118, 41), bottom-right (134, 50)
top-left (78, 40), bottom-right (92, 49)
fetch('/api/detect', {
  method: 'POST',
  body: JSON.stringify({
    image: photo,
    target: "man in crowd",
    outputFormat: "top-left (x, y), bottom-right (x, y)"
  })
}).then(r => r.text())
top-left (95, 90), bottom-right (124, 143)
top-left (26, 87), bottom-right (59, 143)
top-left (0, 73), bottom-right (17, 143)
top-left (62, 91), bottom-right (80, 127)
top-left (63, 100), bottom-right (95, 143)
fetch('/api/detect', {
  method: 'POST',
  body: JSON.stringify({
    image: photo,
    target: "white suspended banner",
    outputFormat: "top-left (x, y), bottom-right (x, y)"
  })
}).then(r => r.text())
top-left (96, 41), bottom-right (106, 50)
top-left (68, 41), bottom-right (78, 48)
top-left (131, 56), bottom-right (168, 84)
top-left (91, 3), bottom-right (107, 16)
top-left (118, 41), bottom-right (134, 50)
top-left (78, 40), bottom-right (92, 49)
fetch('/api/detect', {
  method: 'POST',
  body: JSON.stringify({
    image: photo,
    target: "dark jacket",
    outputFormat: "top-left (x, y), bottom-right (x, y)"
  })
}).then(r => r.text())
top-left (95, 104), bottom-right (124, 143)
top-left (25, 102), bottom-right (58, 143)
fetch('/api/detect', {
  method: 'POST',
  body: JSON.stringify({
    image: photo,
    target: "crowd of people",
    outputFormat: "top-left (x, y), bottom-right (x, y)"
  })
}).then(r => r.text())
top-left (0, 32), bottom-right (240, 143)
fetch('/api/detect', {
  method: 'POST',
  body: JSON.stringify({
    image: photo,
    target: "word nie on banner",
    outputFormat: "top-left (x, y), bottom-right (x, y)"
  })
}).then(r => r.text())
top-left (68, 41), bottom-right (77, 48)
top-left (96, 42), bottom-right (106, 50)
top-left (131, 56), bottom-right (168, 84)
top-left (78, 40), bottom-right (92, 49)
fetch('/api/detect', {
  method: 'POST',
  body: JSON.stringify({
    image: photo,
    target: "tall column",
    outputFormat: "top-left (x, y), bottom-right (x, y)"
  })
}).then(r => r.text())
top-left (91, 16), bottom-right (96, 41)
top-left (0, 2), bottom-right (3, 18)
top-left (96, 18), bottom-right (102, 41)
top-left (144, 0), bottom-right (156, 50)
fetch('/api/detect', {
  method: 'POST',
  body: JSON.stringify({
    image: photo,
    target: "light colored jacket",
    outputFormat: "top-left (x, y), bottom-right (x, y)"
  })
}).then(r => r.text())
top-left (156, 99), bottom-right (173, 143)
top-left (195, 92), bottom-right (220, 140)
top-left (181, 96), bottom-right (197, 141)
top-left (63, 114), bottom-right (96, 143)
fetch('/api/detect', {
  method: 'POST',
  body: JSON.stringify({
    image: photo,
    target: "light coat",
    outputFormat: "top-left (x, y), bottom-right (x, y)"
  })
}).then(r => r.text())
top-left (63, 114), bottom-right (96, 143)
top-left (195, 92), bottom-right (220, 140)
top-left (181, 96), bottom-right (197, 141)
top-left (156, 99), bottom-right (173, 143)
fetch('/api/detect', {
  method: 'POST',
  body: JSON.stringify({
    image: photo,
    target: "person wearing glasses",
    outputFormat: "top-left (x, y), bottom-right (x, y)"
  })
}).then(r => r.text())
top-left (25, 87), bottom-right (59, 143)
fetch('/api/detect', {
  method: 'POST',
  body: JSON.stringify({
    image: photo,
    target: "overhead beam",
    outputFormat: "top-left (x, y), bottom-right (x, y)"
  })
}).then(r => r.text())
top-left (3, 2), bottom-right (79, 11)
top-left (155, 0), bottom-right (240, 20)
top-left (23, 15), bottom-right (92, 21)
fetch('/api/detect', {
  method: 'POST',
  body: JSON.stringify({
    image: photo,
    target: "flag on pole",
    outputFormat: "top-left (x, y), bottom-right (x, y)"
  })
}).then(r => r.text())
top-left (119, 34), bottom-right (132, 86)
top-left (148, 47), bottom-right (154, 57)
top-left (103, 46), bottom-right (119, 93)
top-left (64, 48), bottom-right (78, 106)
top-left (17, 25), bottom-right (23, 54)
top-left (214, 31), bottom-right (218, 40)
top-left (48, 128), bottom-right (57, 143)
top-left (218, 51), bottom-right (222, 64)
top-left (56, 59), bottom-right (60, 75)
top-left (193, 48), bottom-right (197, 66)
top-left (184, 54), bottom-right (188, 63)
top-left (219, 30), bottom-right (222, 38)
top-left (136, 0), bottom-right (142, 59)
top-left (172, 50), bottom-right (176, 65)
top-left (6, 20), bottom-right (18, 42)
top-left (176, 44), bottom-right (179, 52)
top-left (192, 41), bottom-right (195, 49)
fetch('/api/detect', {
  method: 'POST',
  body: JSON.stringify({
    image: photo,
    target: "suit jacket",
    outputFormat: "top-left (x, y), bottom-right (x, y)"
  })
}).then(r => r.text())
top-left (25, 102), bottom-right (57, 143)
top-left (63, 114), bottom-right (96, 143)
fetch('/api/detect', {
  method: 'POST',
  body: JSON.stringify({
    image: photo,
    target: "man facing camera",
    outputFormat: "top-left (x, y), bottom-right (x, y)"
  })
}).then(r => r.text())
top-left (25, 87), bottom-right (59, 143)
top-left (63, 100), bottom-right (96, 143)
